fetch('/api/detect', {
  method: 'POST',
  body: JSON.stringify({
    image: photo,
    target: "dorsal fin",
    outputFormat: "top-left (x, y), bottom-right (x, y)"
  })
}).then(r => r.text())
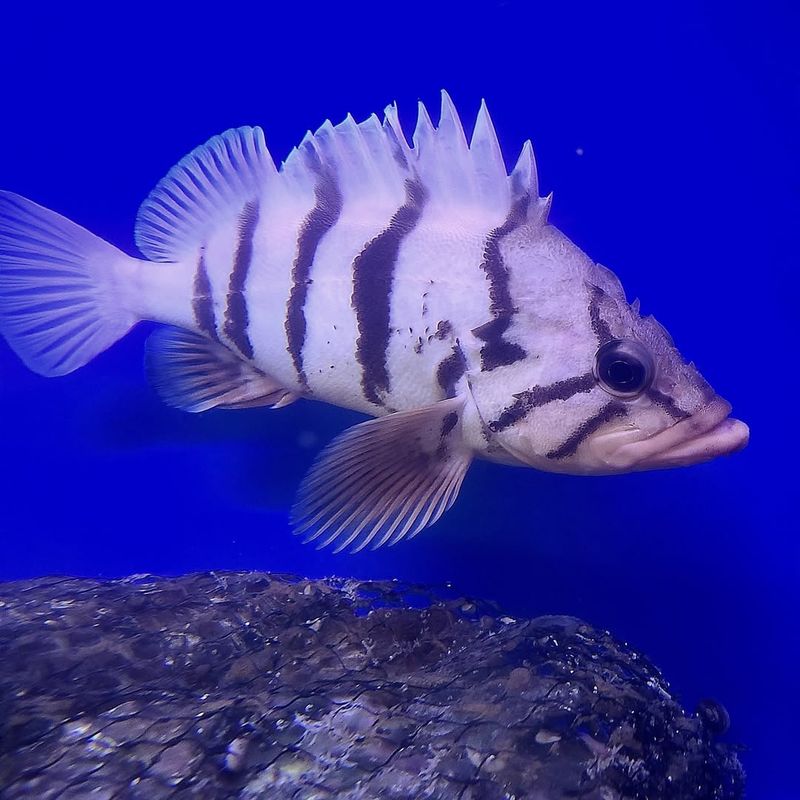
top-left (135, 94), bottom-right (545, 265)
top-left (135, 127), bottom-right (277, 262)
top-left (279, 92), bottom-right (543, 218)
top-left (282, 109), bottom-right (410, 212)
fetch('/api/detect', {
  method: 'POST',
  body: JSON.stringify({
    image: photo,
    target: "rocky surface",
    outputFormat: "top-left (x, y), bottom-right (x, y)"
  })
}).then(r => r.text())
top-left (0, 572), bottom-right (743, 799)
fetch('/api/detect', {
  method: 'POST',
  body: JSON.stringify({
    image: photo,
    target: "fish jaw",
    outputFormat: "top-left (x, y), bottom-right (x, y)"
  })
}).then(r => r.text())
top-left (588, 397), bottom-right (750, 473)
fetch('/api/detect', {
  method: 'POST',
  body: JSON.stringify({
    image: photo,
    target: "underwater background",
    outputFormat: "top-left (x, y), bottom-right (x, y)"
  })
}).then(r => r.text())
top-left (0, 2), bottom-right (797, 797)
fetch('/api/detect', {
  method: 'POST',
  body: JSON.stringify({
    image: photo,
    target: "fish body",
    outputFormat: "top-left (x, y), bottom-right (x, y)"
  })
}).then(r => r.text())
top-left (0, 92), bottom-right (749, 551)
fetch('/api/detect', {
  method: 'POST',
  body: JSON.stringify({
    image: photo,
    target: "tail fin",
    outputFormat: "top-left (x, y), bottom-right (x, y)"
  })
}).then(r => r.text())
top-left (0, 191), bottom-right (139, 376)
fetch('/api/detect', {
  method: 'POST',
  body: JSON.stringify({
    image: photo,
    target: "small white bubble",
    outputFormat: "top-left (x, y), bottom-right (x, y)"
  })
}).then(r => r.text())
top-left (576, 147), bottom-right (585, 156)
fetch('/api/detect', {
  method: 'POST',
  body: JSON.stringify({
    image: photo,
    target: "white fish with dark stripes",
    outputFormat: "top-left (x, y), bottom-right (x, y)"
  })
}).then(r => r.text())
top-left (0, 92), bottom-right (749, 551)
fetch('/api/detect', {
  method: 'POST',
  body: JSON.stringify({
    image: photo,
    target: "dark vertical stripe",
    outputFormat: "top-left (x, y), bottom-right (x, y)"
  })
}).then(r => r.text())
top-left (352, 178), bottom-right (427, 405)
top-left (192, 250), bottom-right (218, 341)
top-left (488, 372), bottom-right (597, 432)
top-left (646, 387), bottom-right (690, 421)
top-left (436, 341), bottom-right (467, 399)
top-left (475, 195), bottom-right (529, 371)
top-left (223, 201), bottom-right (260, 359)
top-left (383, 121), bottom-right (409, 169)
top-left (588, 285), bottom-right (613, 345)
top-left (285, 150), bottom-right (342, 388)
top-left (546, 401), bottom-right (627, 460)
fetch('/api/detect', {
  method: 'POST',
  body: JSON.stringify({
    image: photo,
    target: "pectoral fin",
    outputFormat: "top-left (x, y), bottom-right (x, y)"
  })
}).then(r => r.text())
top-left (145, 326), bottom-right (298, 412)
top-left (292, 396), bottom-right (472, 553)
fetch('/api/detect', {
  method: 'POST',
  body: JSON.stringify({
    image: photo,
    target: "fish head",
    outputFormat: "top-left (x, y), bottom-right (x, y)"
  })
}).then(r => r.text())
top-left (572, 299), bottom-right (750, 475)
top-left (471, 233), bottom-right (749, 475)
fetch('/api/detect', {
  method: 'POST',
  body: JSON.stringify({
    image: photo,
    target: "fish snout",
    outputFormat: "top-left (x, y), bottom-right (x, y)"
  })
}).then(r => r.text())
top-left (594, 396), bottom-right (749, 472)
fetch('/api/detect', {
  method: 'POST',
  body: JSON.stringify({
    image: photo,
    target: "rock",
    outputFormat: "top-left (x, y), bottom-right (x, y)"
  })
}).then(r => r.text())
top-left (0, 572), bottom-right (744, 799)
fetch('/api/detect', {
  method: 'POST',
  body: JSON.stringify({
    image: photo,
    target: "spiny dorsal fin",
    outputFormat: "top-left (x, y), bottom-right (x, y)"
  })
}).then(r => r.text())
top-left (412, 100), bottom-right (448, 200)
top-left (135, 127), bottom-right (277, 263)
top-left (282, 108), bottom-right (410, 212)
top-left (145, 326), bottom-right (297, 413)
top-left (282, 92), bottom-right (545, 218)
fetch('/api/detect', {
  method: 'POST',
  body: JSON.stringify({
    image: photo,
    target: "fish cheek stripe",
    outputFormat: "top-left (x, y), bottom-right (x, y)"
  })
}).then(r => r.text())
top-left (545, 401), bottom-right (628, 460)
top-left (488, 372), bottom-right (596, 433)
top-left (487, 374), bottom-right (630, 461)
top-left (646, 387), bottom-right (690, 421)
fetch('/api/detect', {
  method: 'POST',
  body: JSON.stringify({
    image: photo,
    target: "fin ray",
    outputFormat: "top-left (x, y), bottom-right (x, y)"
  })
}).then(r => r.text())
top-left (145, 326), bottom-right (297, 412)
top-left (0, 191), bottom-right (138, 377)
top-left (292, 397), bottom-right (472, 552)
top-left (135, 127), bottom-right (276, 262)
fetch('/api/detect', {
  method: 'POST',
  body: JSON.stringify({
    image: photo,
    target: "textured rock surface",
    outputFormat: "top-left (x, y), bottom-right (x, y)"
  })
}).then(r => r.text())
top-left (0, 572), bottom-right (743, 799)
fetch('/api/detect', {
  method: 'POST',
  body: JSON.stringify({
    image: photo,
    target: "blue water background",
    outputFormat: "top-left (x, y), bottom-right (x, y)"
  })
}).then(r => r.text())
top-left (1, 3), bottom-right (797, 797)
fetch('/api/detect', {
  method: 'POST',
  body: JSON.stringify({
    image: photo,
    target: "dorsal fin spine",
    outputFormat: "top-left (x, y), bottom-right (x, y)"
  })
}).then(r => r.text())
top-left (537, 192), bottom-right (553, 225)
top-left (511, 140), bottom-right (538, 199)
top-left (436, 90), bottom-right (476, 203)
top-left (471, 100), bottom-right (505, 170)
top-left (413, 101), bottom-right (436, 154)
top-left (439, 90), bottom-right (469, 152)
top-left (383, 103), bottom-right (413, 168)
top-left (468, 99), bottom-right (508, 207)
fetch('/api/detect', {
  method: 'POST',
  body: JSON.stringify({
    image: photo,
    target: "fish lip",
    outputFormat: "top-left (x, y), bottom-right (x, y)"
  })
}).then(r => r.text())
top-left (597, 397), bottom-right (750, 471)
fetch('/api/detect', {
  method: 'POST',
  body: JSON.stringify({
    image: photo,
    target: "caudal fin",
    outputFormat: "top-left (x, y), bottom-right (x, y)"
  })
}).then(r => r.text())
top-left (0, 191), bottom-right (139, 376)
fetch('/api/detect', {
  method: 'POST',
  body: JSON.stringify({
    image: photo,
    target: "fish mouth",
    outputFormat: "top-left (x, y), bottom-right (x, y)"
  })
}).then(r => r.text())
top-left (591, 397), bottom-right (750, 471)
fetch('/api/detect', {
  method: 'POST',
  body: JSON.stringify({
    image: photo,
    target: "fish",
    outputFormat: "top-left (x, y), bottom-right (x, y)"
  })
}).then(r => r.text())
top-left (0, 91), bottom-right (749, 552)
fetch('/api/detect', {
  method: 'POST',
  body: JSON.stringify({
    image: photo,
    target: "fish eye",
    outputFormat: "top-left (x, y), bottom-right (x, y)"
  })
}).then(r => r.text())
top-left (593, 339), bottom-right (654, 398)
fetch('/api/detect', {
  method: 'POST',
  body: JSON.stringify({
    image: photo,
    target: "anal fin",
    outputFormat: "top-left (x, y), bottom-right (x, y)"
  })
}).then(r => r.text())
top-left (292, 396), bottom-right (472, 553)
top-left (146, 326), bottom-right (298, 412)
